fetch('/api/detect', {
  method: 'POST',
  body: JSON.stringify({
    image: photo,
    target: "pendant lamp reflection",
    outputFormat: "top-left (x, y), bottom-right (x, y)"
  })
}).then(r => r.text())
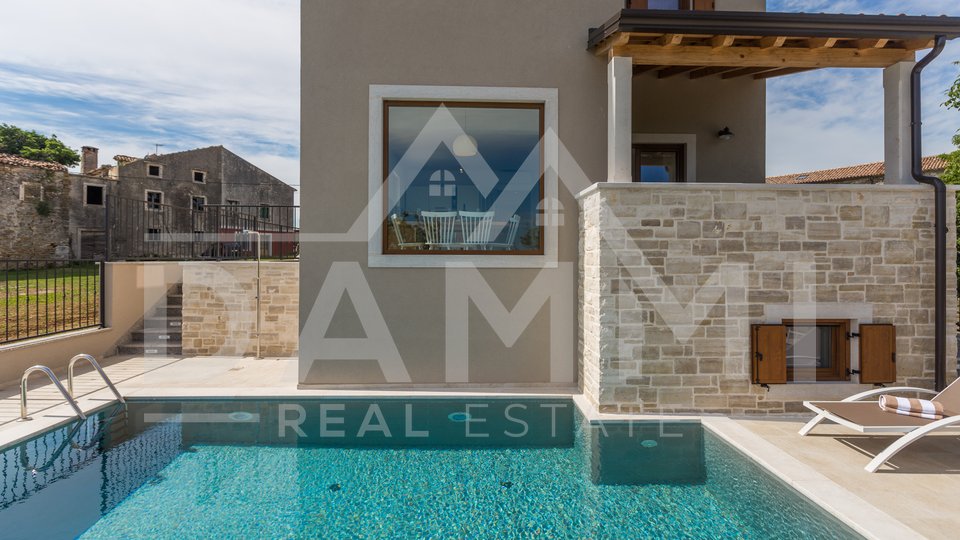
top-left (452, 134), bottom-right (478, 157)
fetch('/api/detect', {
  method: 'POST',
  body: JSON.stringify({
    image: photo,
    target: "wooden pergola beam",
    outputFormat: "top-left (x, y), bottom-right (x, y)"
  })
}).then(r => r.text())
top-left (657, 33), bottom-right (684, 47)
top-left (711, 35), bottom-right (736, 48)
top-left (759, 36), bottom-right (787, 49)
top-left (856, 38), bottom-right (890, 49)
top-left (658, 65), bottom-right (700, 79)
top-left (610, 43), bottom-right (915, 68)
top-left (721, 67), bottom-right (777, 79)
top-left (807, 37), bottom-right (838, 49)
top-left (632, 65), bottom-right (660, 76)
top-left (688, 66), bottom-right (741, 79)
top-left (753, 67), bottom-right (816, 79)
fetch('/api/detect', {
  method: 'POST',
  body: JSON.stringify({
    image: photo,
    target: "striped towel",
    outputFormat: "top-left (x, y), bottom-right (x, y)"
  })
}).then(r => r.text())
top-left (878, 395), bottom-right (944, 420)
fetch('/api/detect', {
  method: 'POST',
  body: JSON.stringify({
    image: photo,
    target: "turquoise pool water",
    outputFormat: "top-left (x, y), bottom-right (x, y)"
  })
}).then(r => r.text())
top-left (1, 399), bottom-right (858, 539)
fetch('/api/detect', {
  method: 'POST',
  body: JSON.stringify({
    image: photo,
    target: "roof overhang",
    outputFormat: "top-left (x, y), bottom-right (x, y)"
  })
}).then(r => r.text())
top-left (588, 10), bottom-right (960, 79)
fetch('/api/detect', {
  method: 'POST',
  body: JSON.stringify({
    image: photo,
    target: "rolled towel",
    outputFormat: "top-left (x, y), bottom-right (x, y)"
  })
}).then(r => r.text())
top-left (878, 395), bottom-right (944, 420)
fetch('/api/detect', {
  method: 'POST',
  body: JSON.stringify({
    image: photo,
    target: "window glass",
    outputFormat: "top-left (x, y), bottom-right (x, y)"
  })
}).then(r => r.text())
top-left (648, 0), bottom-right (681, 8)
top-left (633, 144), bottom-right (685, 183)
top-left (192, 196), bottom-right (206, 212)
top-left (384, 102), bottom-right (543, 254)
top-left (146, 191), bottom-right (163, 210)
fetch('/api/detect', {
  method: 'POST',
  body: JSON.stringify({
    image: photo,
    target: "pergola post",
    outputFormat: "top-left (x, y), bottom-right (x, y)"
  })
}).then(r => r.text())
top-left (883, 60), bottom-right (916, 185)
top-left (607, 55), bottom-right (633, 183)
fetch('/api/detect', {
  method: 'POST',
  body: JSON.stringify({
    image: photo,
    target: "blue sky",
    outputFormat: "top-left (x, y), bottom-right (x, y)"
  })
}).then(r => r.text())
top-left (0, 0), bottom-right (957, 184)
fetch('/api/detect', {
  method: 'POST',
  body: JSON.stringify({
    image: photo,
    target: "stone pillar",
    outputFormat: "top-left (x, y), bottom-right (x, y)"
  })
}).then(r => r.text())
top-left (883, 60), bottom-right (915, 185)
top-left (608, 56), bottom-right (633, 183)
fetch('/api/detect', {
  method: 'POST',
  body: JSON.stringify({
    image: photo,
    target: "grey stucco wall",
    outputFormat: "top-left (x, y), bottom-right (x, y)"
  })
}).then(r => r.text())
top-left (300, 0), bottom-right (624, 385)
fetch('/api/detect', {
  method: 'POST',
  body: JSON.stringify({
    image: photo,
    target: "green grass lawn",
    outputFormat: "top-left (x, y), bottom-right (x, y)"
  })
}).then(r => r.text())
top-left (0, 262), bottom-right (102, 343)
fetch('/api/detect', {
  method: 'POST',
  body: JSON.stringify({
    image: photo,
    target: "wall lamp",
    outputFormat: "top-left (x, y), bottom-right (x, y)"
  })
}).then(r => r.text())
top-left (718, 127), bottom-right (734, 141)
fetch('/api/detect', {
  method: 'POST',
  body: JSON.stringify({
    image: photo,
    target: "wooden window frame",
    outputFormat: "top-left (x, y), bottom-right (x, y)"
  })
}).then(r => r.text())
top-left (783, 319), bottom-right (850, 382)
top-left (381, 100), bottom-right (545, 256)
top-left (632, 143), bottom-right (687, 183)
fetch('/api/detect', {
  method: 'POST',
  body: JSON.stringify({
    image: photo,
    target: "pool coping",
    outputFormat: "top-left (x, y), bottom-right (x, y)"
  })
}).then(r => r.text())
top-left (0, 389), bottom-right (920, 540)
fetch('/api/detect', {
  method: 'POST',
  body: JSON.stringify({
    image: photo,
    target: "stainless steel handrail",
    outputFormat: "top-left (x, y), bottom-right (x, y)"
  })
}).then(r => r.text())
top-left (20, 365), bottom-right (87, 421)
top-left (67, 354), bottom-right (126, 404)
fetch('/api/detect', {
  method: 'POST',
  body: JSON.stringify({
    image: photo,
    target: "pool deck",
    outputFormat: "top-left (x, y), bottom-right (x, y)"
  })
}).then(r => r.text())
top-left (1, 355), bottom-right (958, 539)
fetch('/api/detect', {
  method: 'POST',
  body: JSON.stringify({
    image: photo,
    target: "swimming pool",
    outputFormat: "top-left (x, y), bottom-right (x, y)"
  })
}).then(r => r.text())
top-left (1, 398), bottom-right (858, 539)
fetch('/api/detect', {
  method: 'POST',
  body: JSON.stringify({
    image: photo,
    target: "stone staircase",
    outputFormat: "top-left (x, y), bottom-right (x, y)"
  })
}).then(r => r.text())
top-left (117, 284), bottom-right (183, 356)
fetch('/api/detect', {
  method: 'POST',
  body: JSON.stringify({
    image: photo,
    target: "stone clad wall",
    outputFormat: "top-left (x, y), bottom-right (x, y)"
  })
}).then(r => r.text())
top-left (181, 261), bottom-right (298, 357)
top-left (579, 184), bottom-right (958, 414)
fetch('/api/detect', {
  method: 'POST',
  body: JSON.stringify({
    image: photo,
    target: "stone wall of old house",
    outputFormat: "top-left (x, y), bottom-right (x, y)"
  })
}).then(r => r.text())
top-left (579, 183), bottom-right (959, 415)
top-left (181, 261), bottom-right (298, 357)
top-left (0, 163), bottom-right (72, 259)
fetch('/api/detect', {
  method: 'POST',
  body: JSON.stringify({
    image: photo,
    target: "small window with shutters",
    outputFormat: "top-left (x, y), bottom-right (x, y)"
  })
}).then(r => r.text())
top-left (859, 324), bottom-right (897, 384)
top-left (752, 321), bottom-right (897, 385)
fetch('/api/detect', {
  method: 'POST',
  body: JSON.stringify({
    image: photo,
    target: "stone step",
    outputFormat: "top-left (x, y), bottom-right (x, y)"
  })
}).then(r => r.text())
top-left (152, 305), bottom-right (183, 317)
top-left (143, 316), bottom-right (183, 328)
top-left (166, 294), bottom-right (183, 306)
top-left (130, 328), bottom-right (182, 342)
top-left (117, 343), bottom-right (182, 356)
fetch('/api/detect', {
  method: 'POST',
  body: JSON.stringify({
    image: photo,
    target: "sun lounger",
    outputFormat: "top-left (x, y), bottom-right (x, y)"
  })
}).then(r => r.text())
top-left (799, 378), bottom-right (960, 472)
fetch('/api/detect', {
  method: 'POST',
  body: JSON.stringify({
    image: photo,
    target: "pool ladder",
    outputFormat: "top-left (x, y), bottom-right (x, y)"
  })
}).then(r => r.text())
top-left (20, 354), bottom-right (126, 421)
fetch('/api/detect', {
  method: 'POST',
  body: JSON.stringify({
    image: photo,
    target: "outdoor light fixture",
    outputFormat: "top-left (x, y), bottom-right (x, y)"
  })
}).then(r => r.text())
top-left (452, 133), bottom-right (478, 157)
top-left (718, 127), bottom-right (734, 141)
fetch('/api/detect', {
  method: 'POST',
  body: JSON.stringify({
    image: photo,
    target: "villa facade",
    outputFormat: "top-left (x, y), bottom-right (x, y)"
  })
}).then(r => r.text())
top-left (300, 0), bottom-right (960, 413)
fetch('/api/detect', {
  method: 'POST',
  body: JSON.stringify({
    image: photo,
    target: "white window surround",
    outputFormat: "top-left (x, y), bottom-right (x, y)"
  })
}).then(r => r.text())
top-left (146, 163), bottom-right (163, 178)
top-left (192, 169), bottom-right (207, 183)
top-left (145, 189), bottom-right (163, 210)
top-left (367, 84), bottom-right (559, 269)
top-left (632, 133), bottom-right (697, 182)
top-left (192, 195), bottom-right (207, 210)
top-left (83, 183), bottom-right (105, 206)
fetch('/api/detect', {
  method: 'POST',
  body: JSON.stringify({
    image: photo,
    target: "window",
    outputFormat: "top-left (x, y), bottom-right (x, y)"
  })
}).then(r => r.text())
top-left (146, 228), bottom-right (162, 242)
top-left (191, 196), bottom-right (206, 212)
top-left (633, 144), bottom-right (686, 183)
top-left (784, 319), bottom-right (850, 382)
top-left (383, 101), bottom-right (544, 255)
top-left (259, 206), bottom-right (271, 220)
top-left (19, 182), bottom-right (43, 202)
top-left (193, 170), bottom-right (207, 183)
top-left (145, 190), bottom-right (163, 210)
top-left (147, 164), bottom-right (162, 178)
top-left (227, 199), bottom-right (239, 206)
top-left (84, 184), bottom-right (104, 206)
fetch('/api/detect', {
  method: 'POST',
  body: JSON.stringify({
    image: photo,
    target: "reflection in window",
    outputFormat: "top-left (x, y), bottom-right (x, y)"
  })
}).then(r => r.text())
top-left (384, 101), bottom-right (544, 254)
top-left (633, 144), bottom-right (686, 183)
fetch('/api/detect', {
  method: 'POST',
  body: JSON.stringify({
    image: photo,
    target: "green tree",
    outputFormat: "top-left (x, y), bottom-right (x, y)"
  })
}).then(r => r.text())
top-left (943, 61), bottom-right (960, 183)
top-left (0, 124), bottom-right (80, 167)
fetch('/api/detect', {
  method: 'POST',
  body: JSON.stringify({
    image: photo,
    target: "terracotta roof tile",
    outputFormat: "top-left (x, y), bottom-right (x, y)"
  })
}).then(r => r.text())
top-left (767, 155), bottom-right (948, 185)
top-left (0, 153), bottom-right (68, 172)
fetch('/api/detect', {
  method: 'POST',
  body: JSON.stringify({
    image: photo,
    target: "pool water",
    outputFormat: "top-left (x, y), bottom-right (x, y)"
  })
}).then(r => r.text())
top-left (1, 399), bottom-right (858, 539)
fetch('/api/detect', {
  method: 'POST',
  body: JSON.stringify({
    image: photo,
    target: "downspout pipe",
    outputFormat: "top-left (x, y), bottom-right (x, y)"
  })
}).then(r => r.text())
top-left (910, 35), bottom-right (948, 391)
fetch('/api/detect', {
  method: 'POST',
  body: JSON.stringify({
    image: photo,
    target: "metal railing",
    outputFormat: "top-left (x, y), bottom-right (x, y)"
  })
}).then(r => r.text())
top-left (106, 196), bottom-right (299, 261)
top-left (1, 259), bottom-right (104, 345)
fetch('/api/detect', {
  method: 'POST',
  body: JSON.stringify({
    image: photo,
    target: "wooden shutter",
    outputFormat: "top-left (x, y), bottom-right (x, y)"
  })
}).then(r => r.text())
top-left (692, 0), bottom-right (715, 10)
top-left (859, 324), bottom-right (896, 384)
top-left (751, 325), bottom-right (787, 384)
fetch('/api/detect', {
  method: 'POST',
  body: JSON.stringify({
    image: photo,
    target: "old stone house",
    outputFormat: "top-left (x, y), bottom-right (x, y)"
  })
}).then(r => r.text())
top-left (0, 146), bottom-right (296, 260)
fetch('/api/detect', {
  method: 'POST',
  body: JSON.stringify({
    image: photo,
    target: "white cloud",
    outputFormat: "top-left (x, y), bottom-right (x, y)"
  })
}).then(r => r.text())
top-left (0, 0), bottom-right (299, 186)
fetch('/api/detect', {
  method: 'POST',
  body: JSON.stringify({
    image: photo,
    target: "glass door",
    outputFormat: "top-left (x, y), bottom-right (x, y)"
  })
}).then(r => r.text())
top-left (632, 144), bottom-right (686, 183)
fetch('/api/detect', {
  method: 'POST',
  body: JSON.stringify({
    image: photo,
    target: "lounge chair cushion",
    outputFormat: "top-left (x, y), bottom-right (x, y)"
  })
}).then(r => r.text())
top-left (809, 401), bottom-right (935, 428)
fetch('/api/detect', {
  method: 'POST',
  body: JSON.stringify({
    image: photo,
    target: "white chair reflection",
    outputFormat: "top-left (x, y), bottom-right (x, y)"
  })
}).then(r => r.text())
top-left (489, 214), bottom-right (521, 250)
top-left (420, 211), bottom-right (458, 250)
top-left (458, 211), bottom-right (494, 249)
top-left (390, 213), bottom-right (424, 250)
